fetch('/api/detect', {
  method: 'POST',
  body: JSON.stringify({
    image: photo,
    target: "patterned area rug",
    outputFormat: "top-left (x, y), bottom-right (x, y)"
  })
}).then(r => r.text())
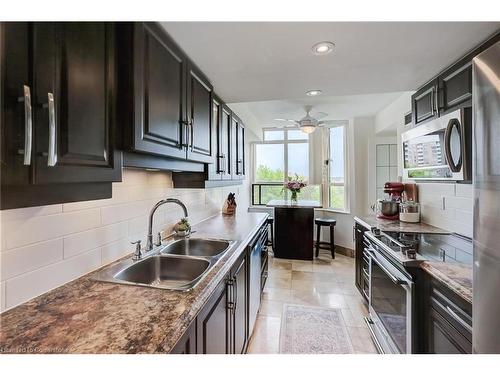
top-left (279, 304), bottom-right (354, 354)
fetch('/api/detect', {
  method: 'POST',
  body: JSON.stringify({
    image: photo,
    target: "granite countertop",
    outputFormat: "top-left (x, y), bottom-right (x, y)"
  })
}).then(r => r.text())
top-left (267, 199), bottom-right (322, 208)
top-left (420, 261), bottom-right (472, 304)
top-left (354, 215), bottom-right (450, 234)
top-left (0, 211), bottom-right (268, 354)
top-left (354, 215), bottom-right (471, 303)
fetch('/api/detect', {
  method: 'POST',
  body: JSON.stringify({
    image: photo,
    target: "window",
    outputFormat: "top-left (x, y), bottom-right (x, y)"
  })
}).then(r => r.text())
top-left (252, 125), bottom-right (347, 209)
top-left (252, 128), bottom-right (321, 205)
top-left (326, 126), bottom-right (347, 211)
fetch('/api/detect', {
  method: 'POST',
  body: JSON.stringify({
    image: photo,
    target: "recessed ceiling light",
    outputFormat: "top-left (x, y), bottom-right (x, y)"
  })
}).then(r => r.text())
top-left (312, 41), bottom-right (335, 55)
top-left (306, 90), bottom-right (322, 97)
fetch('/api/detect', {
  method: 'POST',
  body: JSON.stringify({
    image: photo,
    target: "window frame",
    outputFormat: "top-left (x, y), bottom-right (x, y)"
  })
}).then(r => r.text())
top-left (321, 123), bottom-right (349, 213)
top-left (252, 128), bottom-right (310, 184)
top-left (251, 124), bottom-right (349, 211)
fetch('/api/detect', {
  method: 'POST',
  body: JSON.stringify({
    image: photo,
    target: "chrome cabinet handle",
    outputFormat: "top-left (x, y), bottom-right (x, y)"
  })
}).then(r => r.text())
top-left (190, 119), bottom-right (194, 149)
top-left (446, 305), bottom-right (472, 333)
top-left (21, 85), bottom-right (33, 165)
top-left (433, 86), bottom-right (439, 115)
top-left (226, 278), bottom-right (234, 311)
top-left (233, 275), bottom-right (238, 315)
top-left (47, 93), bottom-right (57, 167)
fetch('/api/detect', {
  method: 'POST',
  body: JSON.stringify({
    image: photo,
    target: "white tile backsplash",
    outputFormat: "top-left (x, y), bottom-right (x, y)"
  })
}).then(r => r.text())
top-left (0, 168), bottom-right (248, 312)
top-left (5, 248), bottom-right (102, 309)
top-left (1, 239), bottom-right (63, 280)
top-left (417, 182), bottom-right (473, 238)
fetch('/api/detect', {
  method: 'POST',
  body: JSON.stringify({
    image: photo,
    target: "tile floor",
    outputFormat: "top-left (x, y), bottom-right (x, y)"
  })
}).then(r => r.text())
top-left (247, 249), bottom-right (378, 354)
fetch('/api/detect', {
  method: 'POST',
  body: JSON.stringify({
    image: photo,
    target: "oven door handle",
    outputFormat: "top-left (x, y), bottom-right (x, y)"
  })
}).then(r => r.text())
top-left (368, 252), bottom-right (407, 285)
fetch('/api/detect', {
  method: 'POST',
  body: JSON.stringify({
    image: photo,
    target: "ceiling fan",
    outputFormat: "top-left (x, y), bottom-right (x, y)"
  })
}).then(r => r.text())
top-left (273, 105), bottom-right (338, 134)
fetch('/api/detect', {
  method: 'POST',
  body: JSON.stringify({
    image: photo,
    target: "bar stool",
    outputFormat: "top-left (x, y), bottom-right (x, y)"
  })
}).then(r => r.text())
top-left (266, 217), bottom-right (274, 251)
top-left (314, 218), bottom-right (336, 258)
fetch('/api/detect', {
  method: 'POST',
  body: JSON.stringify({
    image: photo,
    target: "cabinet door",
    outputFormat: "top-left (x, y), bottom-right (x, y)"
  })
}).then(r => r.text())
top-left (232, 116), bottom-right (245, 179)
top-left (220, 105), bottom-right (232, 180)
top-left (439, 62), bottom-right (472, 114)
top-left (232, 253), bottom-right (248, 354)
top-left (32, 22), bottom-right (121, 184)
top-left (1, 22), bottom-right (32, 188)
top-left (428, 308), bottom-right (471, 354)
top-left (354, 225), bottom-right (365, 295)
top-left (186, 63), bottom-right (213, 163)
top-left (196, 275), bottom-right (230, 354)
top-left (411, 79), bottom-right (439, 126)
top-left (170, 322), bottom-right (196, 354)
top-left (130, 23), bottom-right (187, 160)
top-left (207, 96), bottom-right (222, 180)
top-left (229, 116), bottom-right (238, 179)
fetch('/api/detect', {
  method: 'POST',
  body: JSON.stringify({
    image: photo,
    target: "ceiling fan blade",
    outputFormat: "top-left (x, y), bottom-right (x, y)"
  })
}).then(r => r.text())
top-left (269, 123), bottom-right (299, 129)
top-left (313, 112), bottom-right (328, 120)
top-left (318, 120), bottom-right (340, 127)
top-left (273, 118), bottom-right (297, 123)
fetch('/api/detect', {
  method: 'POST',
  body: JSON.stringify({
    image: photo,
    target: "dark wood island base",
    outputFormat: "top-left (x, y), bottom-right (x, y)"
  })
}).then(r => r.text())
top-left (267, 200), bottom-right (322, 261)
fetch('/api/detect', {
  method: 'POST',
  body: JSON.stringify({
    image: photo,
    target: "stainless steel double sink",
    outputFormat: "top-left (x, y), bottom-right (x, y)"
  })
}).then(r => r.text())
top-left (94, 238), bottom-right (236, 291)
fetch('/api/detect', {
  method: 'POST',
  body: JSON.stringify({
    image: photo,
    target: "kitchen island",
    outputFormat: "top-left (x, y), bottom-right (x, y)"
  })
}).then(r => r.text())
top-left (267, 199), bottom-right (322, 260)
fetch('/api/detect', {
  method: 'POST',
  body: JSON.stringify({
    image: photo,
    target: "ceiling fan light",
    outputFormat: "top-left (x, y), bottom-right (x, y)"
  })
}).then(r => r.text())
top-left (300, 125), bottom-right (316, 134)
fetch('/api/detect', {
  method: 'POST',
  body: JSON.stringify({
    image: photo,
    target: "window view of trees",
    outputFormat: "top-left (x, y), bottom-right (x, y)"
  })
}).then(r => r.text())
top-left (253, 126), bottom-right (346, 210)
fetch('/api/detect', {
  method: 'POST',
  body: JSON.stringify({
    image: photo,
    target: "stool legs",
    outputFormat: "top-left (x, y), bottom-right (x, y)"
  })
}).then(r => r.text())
top-left (330, 225), bottom-right (335, 259)
top-left (315, 224), bottom-right (321, 257)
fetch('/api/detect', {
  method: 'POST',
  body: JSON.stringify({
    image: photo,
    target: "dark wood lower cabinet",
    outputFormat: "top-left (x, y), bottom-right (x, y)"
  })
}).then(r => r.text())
top-left (423, 276), bottom-right (472, 354)
top-left (427, 307), bottom-right (471, 354)
top-left (196, 275), bottom-right (230, 354)
top-left (170, 322), bottom-right (197, 354)
top-left (353, 223), bottom-right (368, 300)
top-left (231, 252), bottom-right (248, 354)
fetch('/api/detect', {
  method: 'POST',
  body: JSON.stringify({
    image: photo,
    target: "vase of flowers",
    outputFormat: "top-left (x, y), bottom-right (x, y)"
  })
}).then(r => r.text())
top-left (283, 175), bottom-right (307, 204)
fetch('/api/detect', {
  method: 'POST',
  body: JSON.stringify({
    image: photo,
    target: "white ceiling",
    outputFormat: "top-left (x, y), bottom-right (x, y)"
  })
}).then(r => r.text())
top-left (228, 92), bottom-right (406, 135)
top-left (161, 22), bottom-right (499, 103)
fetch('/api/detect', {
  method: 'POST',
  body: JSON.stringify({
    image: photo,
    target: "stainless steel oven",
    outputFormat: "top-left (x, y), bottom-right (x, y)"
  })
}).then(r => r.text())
top-left (402, 108), bottom-right (471, 181)
top-left (364, 233), bottom-right (414, 354)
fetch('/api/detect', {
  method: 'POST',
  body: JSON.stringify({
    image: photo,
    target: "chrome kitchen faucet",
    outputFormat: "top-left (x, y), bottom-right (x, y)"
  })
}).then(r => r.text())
top-left (144, 198), bottom-right (188, 253)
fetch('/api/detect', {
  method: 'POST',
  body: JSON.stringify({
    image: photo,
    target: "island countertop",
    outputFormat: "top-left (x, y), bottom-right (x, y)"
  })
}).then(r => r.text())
top-left (0, 211), bottom-right (268, 354)
top-left (267, 199), bottom-right (322, 208)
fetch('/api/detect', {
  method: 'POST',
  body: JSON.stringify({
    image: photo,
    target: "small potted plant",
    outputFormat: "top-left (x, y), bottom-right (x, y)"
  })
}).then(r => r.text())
top-left (283, 174), bottom-right (307, 203)
top-left (174, 217), bottom-right (191, 237)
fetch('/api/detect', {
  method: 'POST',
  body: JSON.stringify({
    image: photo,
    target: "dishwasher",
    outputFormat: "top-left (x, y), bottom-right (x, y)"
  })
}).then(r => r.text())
top-left (249, 223), bottom-right (269, 334)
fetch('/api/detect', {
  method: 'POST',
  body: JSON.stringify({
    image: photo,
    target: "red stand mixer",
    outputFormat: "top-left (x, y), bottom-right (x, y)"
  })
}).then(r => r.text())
top-left (373, 182), bottom-right (405, 220)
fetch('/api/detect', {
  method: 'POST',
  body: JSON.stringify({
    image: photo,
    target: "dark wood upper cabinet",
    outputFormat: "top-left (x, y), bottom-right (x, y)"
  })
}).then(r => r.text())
top-left (1, 22), bottom-right (120, 210)
top-left (186, 63), bottom-right (213, 163)
top-left (220, 105), bottom-right (232, 179)
top-left (118, 22), bottom-right (187, 160)
top-left (411, 79), bottom-right (439, 126)
top-left (235, 117), bottom-right (245, 178)
top-left (32, 22), bottom-right (121, 184)
top-left (439, 62), bottom-right (472, 115)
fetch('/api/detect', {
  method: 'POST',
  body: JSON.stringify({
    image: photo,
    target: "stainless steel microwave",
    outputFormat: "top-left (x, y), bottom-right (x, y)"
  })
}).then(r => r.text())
top-left (401, 108), bottom-right (471, 181)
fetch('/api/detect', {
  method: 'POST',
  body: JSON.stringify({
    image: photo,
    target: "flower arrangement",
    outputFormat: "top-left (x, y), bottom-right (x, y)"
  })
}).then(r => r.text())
top-left (283, 174), bottom-right (307, 203)
top-left (174, 217), bottom-right (191, 237)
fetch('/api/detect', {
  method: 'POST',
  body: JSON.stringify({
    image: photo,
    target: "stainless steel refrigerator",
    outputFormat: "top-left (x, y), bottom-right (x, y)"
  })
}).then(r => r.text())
top-left (472, 40), bottom-right (500, 353)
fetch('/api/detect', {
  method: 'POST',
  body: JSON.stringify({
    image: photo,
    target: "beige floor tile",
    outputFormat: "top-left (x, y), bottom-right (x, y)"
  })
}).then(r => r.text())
top-left (312, 263), bottom-right (335, 274)
top-left (291, 262), bottom-right (314, 272)
top-left (268, 268), bottom-right (292, 279)
top-left (247, 316), bottom-right (282, 354)
top-left (341, 308), bottom-right (368, 328)
top-left (266, 276), bottom-right (292, 289)
top-left (259, 300), bottom-right (284, 317)
top-left (291, 290), bottom-right (348, 308)
top-left (262, 287), bottom-right (293, 303)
